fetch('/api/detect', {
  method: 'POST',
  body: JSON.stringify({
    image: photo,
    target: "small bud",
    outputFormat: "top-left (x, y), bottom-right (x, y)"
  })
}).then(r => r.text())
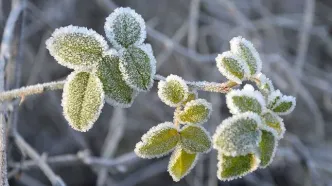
top-left (177, 99), bottom-right (212, 125)
top-left (62, 71), bottom-right (105, 132)
top-left (258, 130), bottom-right (278, 168)
top-left (158, 75), bottom-right (189, 107)
top-left (96, 50), bottom-right (138, 108)
top-left (255, 73), bottom-right (274, 95)
top-left (267, 90), bottom-right (282, 109)
top-left (213, 112), bottom-right (262, 156)
top-left (134, 122), bottom-right (179, 159)
top-left (119, 44), bottom-right (156, 92)
top-left (104, 7), bottom-right (146, 49)
top-left (217, 152), bottom-right (260, 181)
top-left (230, 36), bottom-right (262, 76)
top-left (180, 125), bottom-right (212, 154)
top-left (226, 84), bottom-right (265, 115)
top-left (182, 90), bottom-right (198, 105)
top-left (168, 147), bottom-right (199, 182)
top-left (46, 25), bottom-right (108, 70)
top-left (215, 51), bottom-right (249, 84)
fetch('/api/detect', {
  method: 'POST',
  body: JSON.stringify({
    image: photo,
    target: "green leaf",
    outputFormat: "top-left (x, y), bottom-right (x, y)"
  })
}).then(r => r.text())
top-left (96, 50), bottom-right (137, 108)
top-left (182, 90), bottom-right (198, 105)
top-left (255, 74), bottom-right (274, 95)
top-left (267, 90), bottom-right (282, 109)
top-left (261, 111), bottom-right (285, 139)
top-left (104, 7), bottom-right (146, 48)
top-left (226, 84), bottom-right (265, 115)
top-left (62, 71), bottom-right (105, 132)
top-left (46, 25), bottom-right (108, 70)
top-left (216, 51), bottom-right (249, 84)
top-left (272, 95), bottom-right (296, 115)
top-left (258, 130), bottom-right (277, 168)
top-left (179, 125), bottom-right (211, 153)
top-left (158, 75), bottom-right (189, 107)
top-left (217, 153), bottom-right (260, 181)
top-left (135, 122), bottom-right (179, 158)
top-left (177, 99), bottom-right (212, 125)
top-left (213, 112), bottom-right (262, 156)
top-left (168, 147), bottom-right (198, 182)
top-left (119, 44), bottom-right (156, 92)
top-left (230, 36), bottom-right (262, 76)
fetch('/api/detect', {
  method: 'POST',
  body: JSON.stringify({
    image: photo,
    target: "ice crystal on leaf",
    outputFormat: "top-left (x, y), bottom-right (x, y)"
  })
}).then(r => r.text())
top-left (158, 75), bottom-right (189, 107)
top-left (134, 122), bottom-right (180, 159)
top-left (46, 25), bottom-right (108, 70)
top-left (62, 71), bottom-right (105, 132)
top-left (104, 7), bottom-right (146, 49)
top-left (213, 112), bottom-right (262, 156)
top-left (180, 125), bottom-right (212, 154)
top-left (177, 99), bottom-right (212, 125)
top-left (168, 147), bottom-right (199, 182)
top-left (261, 111), bottom-right (285, 139)
top-left (258, 129), bottom-right (278, 168)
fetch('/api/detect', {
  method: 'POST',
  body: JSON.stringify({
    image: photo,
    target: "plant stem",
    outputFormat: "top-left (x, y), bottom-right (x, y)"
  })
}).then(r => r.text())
top-left (0, 80), bottom-right (65, 102)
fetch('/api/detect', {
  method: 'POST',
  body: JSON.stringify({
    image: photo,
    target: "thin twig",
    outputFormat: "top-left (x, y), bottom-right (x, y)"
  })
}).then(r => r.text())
top-left (188, 0), bottom-right (200, 50)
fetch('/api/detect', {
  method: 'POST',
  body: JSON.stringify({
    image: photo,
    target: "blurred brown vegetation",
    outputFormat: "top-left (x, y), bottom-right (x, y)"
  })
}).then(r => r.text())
top-left (1, 0), bottom-right (332, 185)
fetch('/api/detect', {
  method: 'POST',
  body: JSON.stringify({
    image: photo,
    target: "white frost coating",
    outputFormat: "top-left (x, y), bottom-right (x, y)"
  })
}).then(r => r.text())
top-left (272, 95), bottom-right (296, 115)
top-left (226, 86), bottom-right (266, 115)
top-left (255, 73), bottom-right (274, 93)
top-left (243, 84), bottom-right (255, 92)
top-left (258, 129), bottom-right (279, 168)
top-left (139, 43), bottom-right (157, 90)
top-left (134, 122), bottom-right (178, 159)
top-left (212, 112), bottom-right (263, 156)
top-left (104, 7), bottom-right (146, 49)
top-left (158, 74), bottom-right (189, 107)
top-left (215, 51), bottom-right (250, 84)
top-left (217, 152), bottom-right (260, 181)
top-left (168, 146), bottom-right (200, 182)
top-left (261, 110), bottom-right (285, 139)
top-left (180, 125), bottom-right (212, 154)
top-left (46, 25), bottom-right (109, 70)
top-left (62, 71), bottom-right (105, 132)
top-left (267, 90), bottom-right (282, 108)
top-left (178, 99), bottom-right (212, 125)
top-left (230, 36), bottom-right (262, 76)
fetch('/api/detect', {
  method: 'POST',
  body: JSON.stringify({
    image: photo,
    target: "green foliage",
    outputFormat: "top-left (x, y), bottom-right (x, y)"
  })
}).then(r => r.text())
top-left (158, 74), bottom-right (189, 107)
top-left (177, 99), bottom-right (212, 125)
top-left (104, 7), bottom-right (146, 49)
top-left (180, 125), bottom-right (212, 154)
top-left (258, 130), bottom-right (277, 168)
top-left (182, 90), bottom-right (198, 105)
top-left (46, 25), bottom-right (108, 70)
top-left (168, 147), bottom-right (198, 182)
top-left (262, 111), bottom-right (285, 139)
top-left (135, 122), bottom-right (180, 158)
top-left (119, 44), bottom-right (156, 91)
top-left (62, 71), bottom-right (104, 132)
top-left (96, 50), bottom-right (137, 108)
top-left (217, 153), bottom-right (260, 181)
top-left (213, 112), bottom-right (262, 156)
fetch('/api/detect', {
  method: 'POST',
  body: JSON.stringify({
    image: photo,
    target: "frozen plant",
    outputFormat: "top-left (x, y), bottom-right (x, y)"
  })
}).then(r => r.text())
top-left (0, 7), bottom-right (296, 183)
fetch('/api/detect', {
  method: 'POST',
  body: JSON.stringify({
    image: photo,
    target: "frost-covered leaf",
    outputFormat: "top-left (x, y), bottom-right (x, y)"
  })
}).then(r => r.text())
top-left (180, 125), bottom-right (212, 154)
top-left (104, 7), bottom-right (146, 48)
top-left (258, 130), bottom-right (278, 168)
top-left (215, 51), bottom-right (249, 84)
top-left (213, 112), bottom-right (262, 156)
top-left (271, 95), bottom-right (296, 115)
top-left (96, 50), bottom-right (137, 108)
top-left (177, 99), bottom-right (212, 125)
top-left (158, 75), bottom-right (189, 107)
top-left (217, 153), bottom-right (260, 181)
top-left (267, 90), bottom-right (282, 109)
top-left (226, 84), bottom-right (265, 114)
top-left (119, 44), bottom-right (156, 91)
top-left (230, 36), bottom-right (262, 76)
top-left (135, 122), bottom-right (179, 158)
top-left (182, 90), bottom-right (198, 105)
top-left (255, 73), bottom-right (274, 95)
top-left (168, 147), bottom-right (199, 182)
top-left (46, 25), bottom-right (108, 70)
top-left (261, 111), bottom-right (285, 139)
top-left (62, 71), bottom-right (105, 132)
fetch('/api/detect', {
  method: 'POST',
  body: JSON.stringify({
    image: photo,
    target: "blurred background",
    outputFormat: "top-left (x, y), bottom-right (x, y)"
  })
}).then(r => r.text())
top-left (1, 0), bottom-right (332, 185)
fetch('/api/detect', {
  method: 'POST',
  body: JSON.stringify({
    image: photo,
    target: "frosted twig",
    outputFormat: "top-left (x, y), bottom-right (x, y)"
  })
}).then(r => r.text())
top-left (14, 132), bottom-right (66, 186)
top-left (0, 80), bottom-right (65, 102)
